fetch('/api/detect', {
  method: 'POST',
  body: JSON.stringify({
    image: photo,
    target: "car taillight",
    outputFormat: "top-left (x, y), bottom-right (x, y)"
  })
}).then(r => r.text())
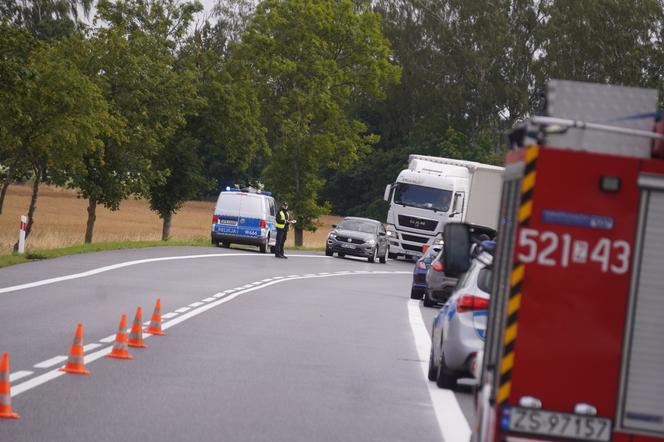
top-left (417, 260), bottom-right (426, 269)
top-left (456, 295), bottom-right (489, 313)
top-left (212, 215), bottom-right (219, 224)
top-left (259, 219), bottom-right (267, 228)
top-left (431, 261), bottom-right (444, 272)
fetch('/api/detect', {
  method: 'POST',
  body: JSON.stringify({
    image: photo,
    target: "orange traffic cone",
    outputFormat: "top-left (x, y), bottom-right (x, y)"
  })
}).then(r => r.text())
top-left (0, 352), bottom-right (19, 419)
top-left (59, 323), bottom-right (91, 375)
top-left (145, 298), bottom-right (165, 336)
top-left (105, 314), bottom-right (134, 360)
top-left (128, 307), bottom-right (147, 348)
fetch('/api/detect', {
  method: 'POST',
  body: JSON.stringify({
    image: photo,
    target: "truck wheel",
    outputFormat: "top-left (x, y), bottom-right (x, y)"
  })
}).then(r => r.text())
top-left (423, 291), bottom-right (435, 307)
top-left (436, 353), bottom-right (458, 390)
top-left (388, 252), bottom-right (397, 259)
top-left (379, 247), bottom-right (388, 264)
top-left (325, 247), bottom-right (333, 256)
top-left (410, 288), bottom-right (423, 300)
top-left (368, 248), bottom-right (378, 263)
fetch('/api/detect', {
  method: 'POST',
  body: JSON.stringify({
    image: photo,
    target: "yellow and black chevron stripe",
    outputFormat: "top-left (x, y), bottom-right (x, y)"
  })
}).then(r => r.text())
top-left (497, 145), bottom-right (539, 405)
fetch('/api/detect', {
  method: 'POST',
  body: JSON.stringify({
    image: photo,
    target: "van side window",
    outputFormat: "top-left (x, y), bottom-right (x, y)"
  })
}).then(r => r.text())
top-left (269, 199), bottom-right (276, 217)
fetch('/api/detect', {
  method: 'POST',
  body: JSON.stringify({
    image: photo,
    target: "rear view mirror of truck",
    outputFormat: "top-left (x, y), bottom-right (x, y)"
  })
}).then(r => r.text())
top-left (443, 223), bottom-right (471, 277)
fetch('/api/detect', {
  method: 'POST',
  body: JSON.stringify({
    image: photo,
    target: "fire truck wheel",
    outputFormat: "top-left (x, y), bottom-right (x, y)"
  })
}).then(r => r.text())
top-left (436, 354), bottom-right (458, 390)
top-left (427, 347), bottom-right (438, 381)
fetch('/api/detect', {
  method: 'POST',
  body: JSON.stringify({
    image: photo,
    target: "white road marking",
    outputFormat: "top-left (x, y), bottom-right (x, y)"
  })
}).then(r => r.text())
top-left (188, 302), bottom-right (204, 307)
top-left (83, 343), bottom-right (101, 352)
top-left (33, 356), bottom-right (67, 369)
top-left (212, 293), bottom-right (224, 298)
top-left (11, 270), bottom-right (410, 399)
top-left (9, 371), bottom-right (33, 382)
top-left (202, 297), bottom-right (216, 302)
top-left (407, 300), bottom-right (471, 442)
top-left (99, 334), bottom-right (116, 343)
top-left (175, 307), bottom-right (191, 313)
top-left (260, 278), bottom-right (272, 282)
top-left (0, 253), bottom-right (331, 294)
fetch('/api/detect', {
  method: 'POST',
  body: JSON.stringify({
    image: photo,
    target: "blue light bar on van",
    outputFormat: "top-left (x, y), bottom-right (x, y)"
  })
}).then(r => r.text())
top-left (259, 191), bottom-right (272, 196)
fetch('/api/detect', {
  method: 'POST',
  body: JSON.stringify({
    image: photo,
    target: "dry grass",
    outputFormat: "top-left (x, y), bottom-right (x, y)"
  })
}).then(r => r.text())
top-left (0, 183), bottom-right (340, 256)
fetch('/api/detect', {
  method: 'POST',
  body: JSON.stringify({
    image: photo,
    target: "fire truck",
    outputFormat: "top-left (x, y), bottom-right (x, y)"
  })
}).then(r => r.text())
top-left (442, 80), bottom-right (664, 442)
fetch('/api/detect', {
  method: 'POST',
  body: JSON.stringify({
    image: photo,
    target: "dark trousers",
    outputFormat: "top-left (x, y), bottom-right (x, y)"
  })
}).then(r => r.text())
top-left (275, 228), bottom-right (287, 256)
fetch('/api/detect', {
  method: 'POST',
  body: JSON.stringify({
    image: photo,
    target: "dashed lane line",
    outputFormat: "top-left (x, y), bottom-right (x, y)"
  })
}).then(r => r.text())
top-left (0, 253), bottom-right (331, 295)
top-left (11, 270), bottom-right (410, 399)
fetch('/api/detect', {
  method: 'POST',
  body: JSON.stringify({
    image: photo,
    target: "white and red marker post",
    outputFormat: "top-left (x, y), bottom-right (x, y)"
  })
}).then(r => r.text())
top-left (17, 215), bottom-right (27, 254)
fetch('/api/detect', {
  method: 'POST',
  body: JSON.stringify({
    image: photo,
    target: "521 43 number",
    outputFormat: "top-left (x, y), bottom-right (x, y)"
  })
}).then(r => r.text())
top-left (517, 228), bottom-right (630, 275)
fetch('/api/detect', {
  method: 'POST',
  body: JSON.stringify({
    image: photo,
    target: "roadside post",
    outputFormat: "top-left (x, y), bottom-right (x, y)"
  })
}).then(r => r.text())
top-left (18, 215), bottom-right (26, 254)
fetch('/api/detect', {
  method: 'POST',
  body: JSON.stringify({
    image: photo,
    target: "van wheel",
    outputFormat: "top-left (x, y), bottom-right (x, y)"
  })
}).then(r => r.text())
top-left (222, 242), bottom-right (231, 248)
top-left (427, 346), bottom-right (438, 381)
top-left (259, 243), bottom-right (267, 254)
top-left (436, 353), bottom-right (458, 390)
top-left (410, 288), bottom-right (423, 300)
top-left (270, 246), bottom-right (276, 254)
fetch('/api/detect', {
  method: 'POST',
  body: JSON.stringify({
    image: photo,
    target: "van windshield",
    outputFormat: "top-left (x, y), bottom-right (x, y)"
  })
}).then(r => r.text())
top-left (393, 183), bottom-right (452, 212)
top-left (216, 193), bottom-right (263, 216)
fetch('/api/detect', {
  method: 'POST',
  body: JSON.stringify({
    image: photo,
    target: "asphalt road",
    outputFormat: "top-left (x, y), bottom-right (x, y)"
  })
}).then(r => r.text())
top-left (0, 247), bottom-right (475, 441)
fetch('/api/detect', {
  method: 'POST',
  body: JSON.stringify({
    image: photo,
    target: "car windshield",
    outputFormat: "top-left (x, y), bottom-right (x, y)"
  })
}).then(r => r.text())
top-left (338, 220), bottom-right (377, 234)
top-left (393, 183), bottom-right (452, 212)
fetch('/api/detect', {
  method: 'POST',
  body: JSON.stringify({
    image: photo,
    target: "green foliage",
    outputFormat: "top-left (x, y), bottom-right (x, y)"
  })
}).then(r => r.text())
top-left (232, 0), bottom-right (400, 236)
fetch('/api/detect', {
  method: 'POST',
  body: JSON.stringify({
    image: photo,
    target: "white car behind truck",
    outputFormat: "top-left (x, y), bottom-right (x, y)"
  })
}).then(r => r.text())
top-left (383, 155), bottom-right (503, 260)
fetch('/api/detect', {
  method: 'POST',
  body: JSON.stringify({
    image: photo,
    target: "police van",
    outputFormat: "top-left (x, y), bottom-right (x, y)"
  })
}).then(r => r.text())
top-left (211, 189), bottom-right (278, 253)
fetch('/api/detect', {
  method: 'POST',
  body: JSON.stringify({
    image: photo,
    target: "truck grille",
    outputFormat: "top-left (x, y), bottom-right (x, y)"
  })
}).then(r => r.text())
top-left (403, 243), bottom-right (425, 252)
top-left (402, 233), bottom-right (429, 243)
top-left (336, 236), bottom-right (365, 245)
top-left (398, 215), bottom-right (438, 231)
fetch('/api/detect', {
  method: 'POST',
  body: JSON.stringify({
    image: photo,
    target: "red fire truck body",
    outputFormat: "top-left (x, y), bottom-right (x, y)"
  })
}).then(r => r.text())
top-left (474, 82), bottom-right (664, 442)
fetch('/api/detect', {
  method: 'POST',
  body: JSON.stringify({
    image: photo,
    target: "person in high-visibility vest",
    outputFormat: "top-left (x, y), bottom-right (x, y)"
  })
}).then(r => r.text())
top-left (275, 201), bottom-right (295, 258)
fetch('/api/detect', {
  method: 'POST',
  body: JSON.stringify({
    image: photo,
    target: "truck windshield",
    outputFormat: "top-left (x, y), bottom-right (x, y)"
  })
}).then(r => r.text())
top-left (393, 183), bottom-right (452, 212)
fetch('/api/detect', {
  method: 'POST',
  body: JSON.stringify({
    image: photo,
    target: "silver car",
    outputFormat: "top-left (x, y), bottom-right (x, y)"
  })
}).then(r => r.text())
top-left (325, 217), bottom-right (389, 263)
top-left (428, 247), bottom-right (493, 389)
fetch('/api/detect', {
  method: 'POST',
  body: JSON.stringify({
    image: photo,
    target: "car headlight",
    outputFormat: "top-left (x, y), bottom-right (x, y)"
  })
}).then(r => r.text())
top-left (329, 232), bottom-right (337, 239)
top-left (367, 239), bottom-right (376, 246)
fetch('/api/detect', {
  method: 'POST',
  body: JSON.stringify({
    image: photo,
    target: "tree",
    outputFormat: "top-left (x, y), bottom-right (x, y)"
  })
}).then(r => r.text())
top-left (9, 38), bottom-right (112, 248)
top-left (1, 0), bottom-right (93, 40)
top-left (232, 0), bottom-right (400, 245)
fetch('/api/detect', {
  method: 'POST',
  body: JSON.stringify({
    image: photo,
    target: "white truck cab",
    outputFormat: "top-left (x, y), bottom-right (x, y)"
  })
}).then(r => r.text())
top-left (384, 155), bottom-right (503, 260)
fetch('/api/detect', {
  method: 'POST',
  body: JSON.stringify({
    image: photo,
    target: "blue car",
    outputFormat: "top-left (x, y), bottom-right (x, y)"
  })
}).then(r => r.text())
top-left (410, 234), bottom-right (444, 300)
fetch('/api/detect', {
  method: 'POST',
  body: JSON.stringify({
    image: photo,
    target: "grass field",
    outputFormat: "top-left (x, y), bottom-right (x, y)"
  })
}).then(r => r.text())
top-left (0, 183), bottom-right (340, 256)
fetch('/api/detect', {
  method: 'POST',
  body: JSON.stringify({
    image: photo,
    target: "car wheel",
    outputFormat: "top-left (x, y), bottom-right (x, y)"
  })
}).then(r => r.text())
top-left (436, 353), bottom-right (458, 390)
top-left (427, 344), bottom-right (438, 381)
top-left (337, 252), bottom-right (345, 257)
top-left (410, 288), bottom-right (423, 300)
top-left (368, 247), bottom-right (378, 263)
top-left (379, 246), bottom-right (388, 264)
top-left (325, 247), bottom-right (333, 256)
top-left (222, 242), bottom-right (231, 248)
top-left (423, 291), bottom-right (435, 307)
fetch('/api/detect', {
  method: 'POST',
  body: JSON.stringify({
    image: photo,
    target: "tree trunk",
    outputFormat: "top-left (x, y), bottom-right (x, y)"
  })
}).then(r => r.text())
top-left (0, 174), bottom-right (10, 215)
top-left (294, 227), bottom-right (303, 247)
top-left (84, 197), bottom-right (97, 244)
top-left (13, 168), bottom-right (41, 251)
top-left (162, 213), bottom-right (172, 241)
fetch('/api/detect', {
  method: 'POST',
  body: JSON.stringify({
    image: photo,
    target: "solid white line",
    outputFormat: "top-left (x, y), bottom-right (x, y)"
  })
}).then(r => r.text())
top-left (0, 253), bottom-right (331, 294)
top-left (9, 371), bottom-right (33, 382)
top-left (407, 300), bottom-right (471, 442)
top-left (99, 334), bottom-right (116, 343)
top-left (11, 271), bottom-right (409, 398)
top-left (34, 355), bottom-right (67, 369)
top-left (202, 297), bottom-right (216, 302)
top-left (162, 312), bottom-right (178, 319)
top-left (83, 343), bottom-right (101, 352)
top-left (175, 307), bottom-right (191, 313)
